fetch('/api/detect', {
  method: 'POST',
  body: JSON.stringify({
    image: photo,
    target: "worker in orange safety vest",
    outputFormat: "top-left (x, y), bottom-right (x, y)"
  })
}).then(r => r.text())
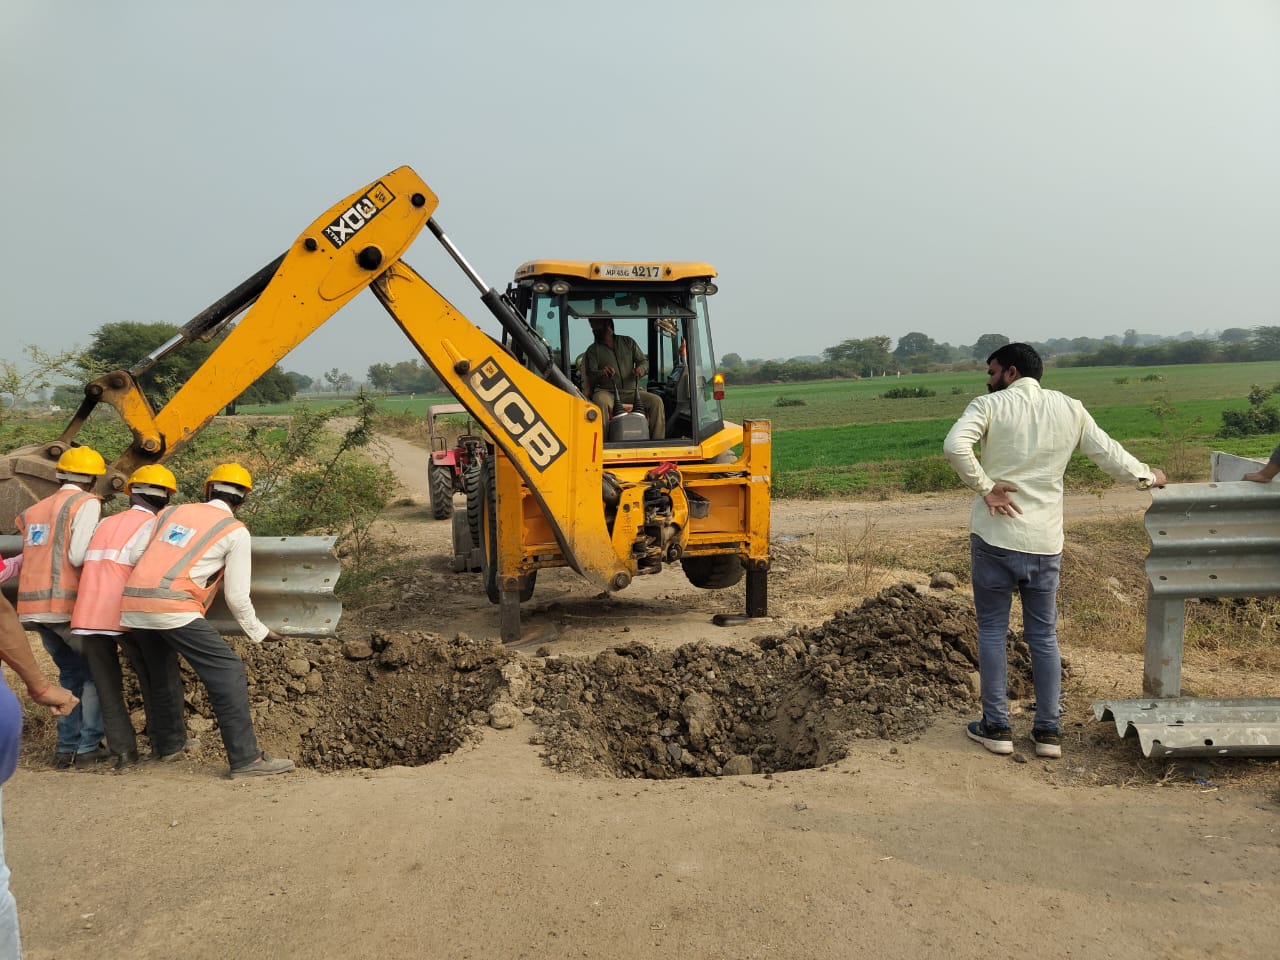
top-left (120, 463), bottom-right (294, 779)
top-left (71, 465), bottom-right (190, 771)
top-left (14, 446), bottom-right (107, 769)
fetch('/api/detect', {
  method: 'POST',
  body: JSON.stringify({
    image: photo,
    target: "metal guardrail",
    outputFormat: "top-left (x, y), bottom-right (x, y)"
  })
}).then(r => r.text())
top-left (1093, 697), bottom-right (1280, 758)
top-left (1092, 453), bottom-right (1280, 757)
top-left (1142, 474), bottom-right (1280, 696)
top-left (1, 534), bottom-right (342, 638)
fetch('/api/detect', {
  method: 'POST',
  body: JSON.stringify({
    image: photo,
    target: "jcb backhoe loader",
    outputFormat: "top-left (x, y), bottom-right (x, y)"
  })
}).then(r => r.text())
top-left (0, 167), bottom-right (771, 642)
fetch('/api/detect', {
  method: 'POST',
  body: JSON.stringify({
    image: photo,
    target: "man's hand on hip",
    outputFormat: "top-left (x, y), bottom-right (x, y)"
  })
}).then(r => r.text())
top-left (983, 482), bottom-right (1022, 518)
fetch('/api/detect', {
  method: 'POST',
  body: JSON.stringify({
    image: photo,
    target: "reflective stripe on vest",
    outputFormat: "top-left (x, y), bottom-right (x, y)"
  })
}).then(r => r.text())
top-left (15, 490), bottom-right (93, 617)
top-left (120, 504), bottom-right (242, 615)
top-left (70, 507), bottom-right (156, 633)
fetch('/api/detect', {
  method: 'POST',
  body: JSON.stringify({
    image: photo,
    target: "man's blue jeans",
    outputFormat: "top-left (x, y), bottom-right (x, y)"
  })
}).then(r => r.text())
top-left (0, 789), bottom-right (20, 958)
top-left (34, 624), bottom-right (104, 755)
top-left (969, 535), bottom-right (1062, 733)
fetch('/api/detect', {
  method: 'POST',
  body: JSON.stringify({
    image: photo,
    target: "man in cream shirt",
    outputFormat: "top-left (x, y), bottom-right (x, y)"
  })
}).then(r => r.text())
top-left (944, 343), bottom-right (1166, 759)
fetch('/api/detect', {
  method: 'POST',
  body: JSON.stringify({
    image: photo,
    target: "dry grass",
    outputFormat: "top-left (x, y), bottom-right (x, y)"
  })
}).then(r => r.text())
top-left (772, 510), bottom-right (1280, 675)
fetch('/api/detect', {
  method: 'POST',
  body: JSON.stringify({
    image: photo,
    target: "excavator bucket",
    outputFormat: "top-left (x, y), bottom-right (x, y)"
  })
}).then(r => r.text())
top-left (0, 443), bottom-right (76, 535)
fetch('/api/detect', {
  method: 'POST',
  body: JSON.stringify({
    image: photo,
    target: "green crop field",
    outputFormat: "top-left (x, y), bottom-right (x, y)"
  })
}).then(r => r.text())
top-left (239, 362), bottom-right (1280, 497)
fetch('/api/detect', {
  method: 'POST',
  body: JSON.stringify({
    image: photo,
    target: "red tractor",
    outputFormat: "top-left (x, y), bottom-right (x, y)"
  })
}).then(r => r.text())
top-left (427, 403), bottom-right (489, 520)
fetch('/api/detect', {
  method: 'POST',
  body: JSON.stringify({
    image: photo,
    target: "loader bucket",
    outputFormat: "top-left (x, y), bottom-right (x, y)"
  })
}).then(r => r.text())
top-left (0, 443), bottom-right (132, 534)
top-left (0, 444), bottom-right (66, 535)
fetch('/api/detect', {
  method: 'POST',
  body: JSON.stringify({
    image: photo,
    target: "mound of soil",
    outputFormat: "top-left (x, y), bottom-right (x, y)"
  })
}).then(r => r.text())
top-left (147, 630), bottom-right (530, 771)
top-left (20, 583), bottom-right (1055, 781)
top-left (529, 583), bottom-right (1045, 778)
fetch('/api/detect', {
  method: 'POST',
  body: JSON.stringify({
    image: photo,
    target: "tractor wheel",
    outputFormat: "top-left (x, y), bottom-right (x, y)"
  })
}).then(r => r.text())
top-left (429, 463), bottom-right (455, 520)
top-left (450, 512), bottom-right (471, 573)
top-left (463, 464), bottom-right (484, 552)
top-left (478, 461), bottom-right (536, 604)
top-left (681, 554), bottom-right (745, 590)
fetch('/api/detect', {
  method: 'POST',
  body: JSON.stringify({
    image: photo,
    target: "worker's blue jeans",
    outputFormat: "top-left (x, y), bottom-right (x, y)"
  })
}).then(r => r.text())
top-left (34, 624), bottom-right (104, 755)
top-left (969, 535), bottom-right (1062, 733)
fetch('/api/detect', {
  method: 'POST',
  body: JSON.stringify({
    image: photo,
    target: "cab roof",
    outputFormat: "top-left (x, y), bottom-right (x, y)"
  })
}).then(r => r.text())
top-left (513, 260), bottom-right (717, 282)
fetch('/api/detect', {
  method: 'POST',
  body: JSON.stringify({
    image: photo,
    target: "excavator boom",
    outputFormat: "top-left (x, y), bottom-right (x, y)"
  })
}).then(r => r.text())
top-left (0, 164), bottom-right (769, 642)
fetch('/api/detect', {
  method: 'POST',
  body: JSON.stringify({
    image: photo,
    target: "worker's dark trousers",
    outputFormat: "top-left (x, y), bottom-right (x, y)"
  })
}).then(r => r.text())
top-left (125, 631), bottom-right (191, 758)
top-left (80, 631), bottom-right (189, 757)
top-left (78, 633), bottom-right (139, 757)
top-left (134, 621), bottom-right (261, 769)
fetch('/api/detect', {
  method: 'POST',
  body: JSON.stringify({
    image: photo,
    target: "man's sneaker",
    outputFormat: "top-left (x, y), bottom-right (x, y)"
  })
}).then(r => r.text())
top-left (52, 751), bottom-right (75, 770)
top-left (228, 753), bottom-right (295, 780)
top-left (1032, 729), bottom-right (1062, 759)
top-left (966, 721), bottom-right (1014, 755)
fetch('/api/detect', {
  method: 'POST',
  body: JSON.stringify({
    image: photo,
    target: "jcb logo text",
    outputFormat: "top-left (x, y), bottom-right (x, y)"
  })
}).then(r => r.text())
top-left (469, 358), bottom-right (564, 470)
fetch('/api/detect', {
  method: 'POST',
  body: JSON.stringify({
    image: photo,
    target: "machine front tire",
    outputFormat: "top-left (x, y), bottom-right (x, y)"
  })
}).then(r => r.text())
top-left (450, 512), bottom-right (471, 572)
top-left (478, 461), bottom-right (536, 604)
top-left (429, 463), bottom-right (455, 520)
top-left (681, 554), bottom-right (745, 590)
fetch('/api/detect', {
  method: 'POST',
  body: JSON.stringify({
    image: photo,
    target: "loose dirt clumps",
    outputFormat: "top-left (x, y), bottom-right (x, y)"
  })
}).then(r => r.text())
top-left (60, 582), bottom-right (1049, 780)
top-left (178, 630), bottom-right (525, 771)
top-left (529, 582), bottom-right (1041, 779)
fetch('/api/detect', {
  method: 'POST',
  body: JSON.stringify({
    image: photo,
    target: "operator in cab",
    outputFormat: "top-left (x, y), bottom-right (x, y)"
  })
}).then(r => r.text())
top-left (584, 317), bottom-right (665, 440)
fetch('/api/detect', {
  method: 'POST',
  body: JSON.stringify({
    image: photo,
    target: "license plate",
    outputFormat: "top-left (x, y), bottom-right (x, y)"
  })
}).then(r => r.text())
top-left (598, 263), bottom-right (664, 280)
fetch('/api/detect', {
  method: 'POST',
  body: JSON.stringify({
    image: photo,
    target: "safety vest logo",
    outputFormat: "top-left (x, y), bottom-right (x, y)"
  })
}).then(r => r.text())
top-left (161, 523), bottom-right (197, 548)
top-left (24, 524), bottom-right (50, 547)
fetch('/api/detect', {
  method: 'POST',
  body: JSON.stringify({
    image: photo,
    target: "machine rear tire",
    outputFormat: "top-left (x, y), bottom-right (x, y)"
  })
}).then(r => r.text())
top-left (429, 463), bottom-right (455, 520)
top-left (681, 554), bottom-right (745, 590)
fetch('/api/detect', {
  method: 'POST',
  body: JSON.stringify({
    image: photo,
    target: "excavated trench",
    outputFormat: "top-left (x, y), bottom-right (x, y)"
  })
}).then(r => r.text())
top-left (108, 584), bottom-right (1040, 778)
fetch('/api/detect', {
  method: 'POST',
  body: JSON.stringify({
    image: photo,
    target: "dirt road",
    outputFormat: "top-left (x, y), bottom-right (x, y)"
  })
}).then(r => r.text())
top-left (7, 436), bottom-right (1277, 960)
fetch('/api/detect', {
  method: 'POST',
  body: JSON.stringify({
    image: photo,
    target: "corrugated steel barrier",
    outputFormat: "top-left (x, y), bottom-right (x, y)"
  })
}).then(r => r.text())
top-left (1, 534), bottom-right (341, 638)
top-left (1093, 697), bottom-right (1280, 758)
top-left (1093, 458), bottom-right (1280, 757)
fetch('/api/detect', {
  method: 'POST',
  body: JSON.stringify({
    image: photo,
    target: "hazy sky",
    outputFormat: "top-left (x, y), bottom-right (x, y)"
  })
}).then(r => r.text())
top-left (2, 1), bottom-right (1278, 383)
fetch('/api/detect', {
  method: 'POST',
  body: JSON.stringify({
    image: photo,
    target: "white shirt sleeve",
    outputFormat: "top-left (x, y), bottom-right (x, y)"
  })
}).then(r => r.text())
top-left (943, 398), bottom-right (996, 497)
top-left (67, 497), bottom-right (102, 568)
top-left (1075, 405), bottom-right (1153, 484)
top-left (216, 527), bottom-right (270, 643)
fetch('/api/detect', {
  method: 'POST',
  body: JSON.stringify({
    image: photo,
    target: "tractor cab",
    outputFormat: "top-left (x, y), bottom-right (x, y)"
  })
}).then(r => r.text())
top-left (505, 260), bottom-right (728, 448)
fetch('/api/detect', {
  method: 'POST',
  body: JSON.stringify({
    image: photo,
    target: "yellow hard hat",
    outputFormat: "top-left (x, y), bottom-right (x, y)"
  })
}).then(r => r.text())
top-left (55, 446), bottom-right (106, 478)
top-left (205, 462), bottom-right (253, 496)
top-left (126, 464), bottom-right (178, 494)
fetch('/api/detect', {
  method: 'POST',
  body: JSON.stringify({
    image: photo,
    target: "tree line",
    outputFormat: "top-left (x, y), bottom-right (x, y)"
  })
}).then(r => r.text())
top-left (719, 326), bottom-right (1280, 383)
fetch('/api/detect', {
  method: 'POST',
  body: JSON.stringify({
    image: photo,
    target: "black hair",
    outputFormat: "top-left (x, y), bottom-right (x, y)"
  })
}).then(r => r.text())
top-left (131, 491), bottom-right (170, 511)
top-left (207, 489), bottom-right (246, 508)
top-left (987, 342), bottom-right (1043, 381)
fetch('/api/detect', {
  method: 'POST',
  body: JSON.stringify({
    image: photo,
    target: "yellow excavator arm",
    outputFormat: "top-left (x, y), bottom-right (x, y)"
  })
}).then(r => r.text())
top-left (1, 166), bottom-right (623, 588)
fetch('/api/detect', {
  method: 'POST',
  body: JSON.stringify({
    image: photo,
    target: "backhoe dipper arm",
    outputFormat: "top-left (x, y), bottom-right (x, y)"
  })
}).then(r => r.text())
top-left (96, 167), bottom-right (438, 485)
top-left (371, 262), bottom-right (621, 589)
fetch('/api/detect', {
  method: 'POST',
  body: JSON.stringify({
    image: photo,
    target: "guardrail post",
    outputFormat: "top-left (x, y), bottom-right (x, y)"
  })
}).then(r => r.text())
top-left (1142, 584), bottom-right (1184, 697)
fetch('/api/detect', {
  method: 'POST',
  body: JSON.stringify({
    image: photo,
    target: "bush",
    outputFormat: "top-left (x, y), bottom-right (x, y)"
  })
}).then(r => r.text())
top-left (1219, 384), bottom-right (1280, 438)
top-left (880, 386), bottom-right (936, 400)
top-left (1219, 406), bottom-right (1280, 438)
top-left (901, 457), bottom-right (965, 493)
top-left (774, 396), bottom-right (807, 408)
